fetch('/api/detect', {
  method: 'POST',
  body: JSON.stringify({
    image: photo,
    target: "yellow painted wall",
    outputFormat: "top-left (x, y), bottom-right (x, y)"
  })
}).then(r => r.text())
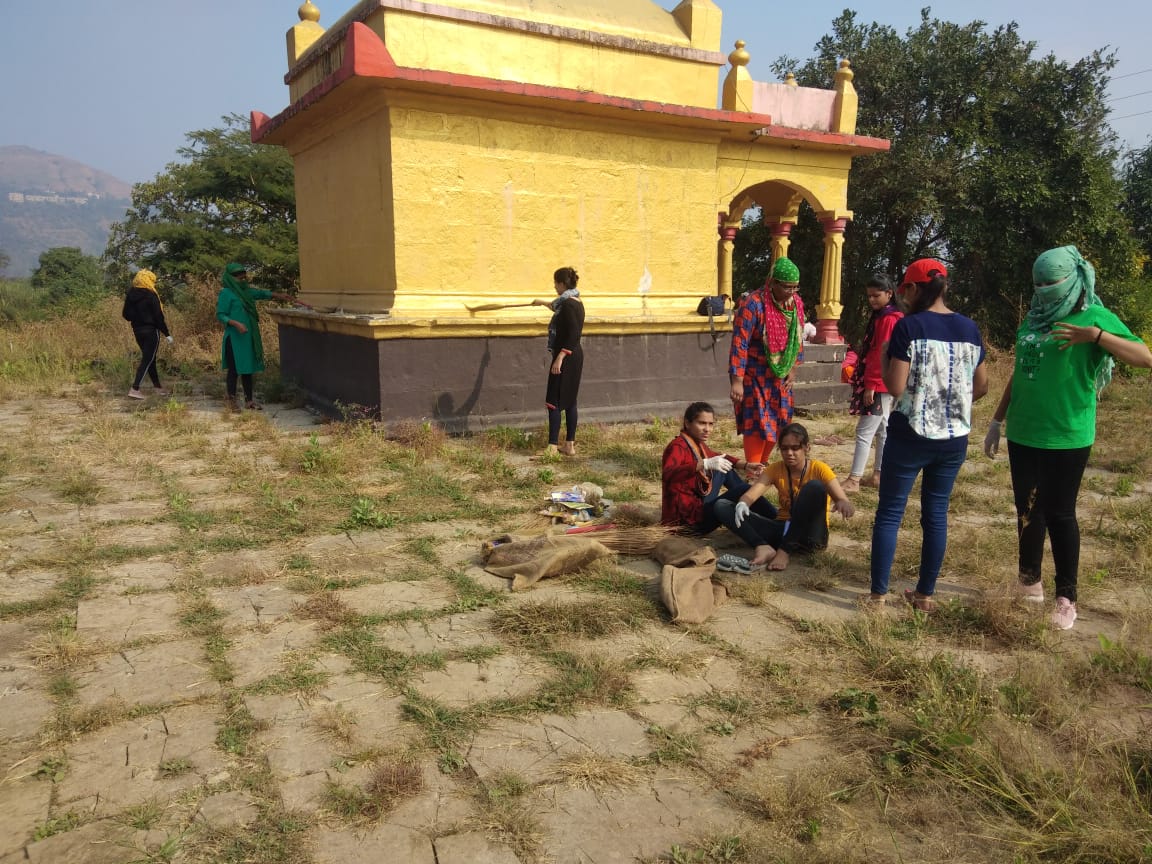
top-left (285, 95), bottom-right (860, 320)
top-left (289, 104), bottom-right (399, 311)
top-left (379, 9), bottom-right (720, 110)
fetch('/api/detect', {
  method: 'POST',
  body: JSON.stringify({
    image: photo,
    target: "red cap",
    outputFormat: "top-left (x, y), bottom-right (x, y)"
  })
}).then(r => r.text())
top-left (899, 258), bottom-right (947, 291)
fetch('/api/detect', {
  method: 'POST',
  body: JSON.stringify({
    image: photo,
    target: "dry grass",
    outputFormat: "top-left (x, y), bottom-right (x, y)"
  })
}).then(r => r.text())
top-left (552, 753), bottom-right (647, 791)
top-left (2, 304), bottom-right (1152, 864)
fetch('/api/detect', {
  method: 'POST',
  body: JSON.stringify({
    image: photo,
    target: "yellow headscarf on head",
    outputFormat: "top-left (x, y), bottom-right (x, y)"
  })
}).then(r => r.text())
top-left (131, 270), bottom-right (163, 312)
top-left (132, 270), bottom-right (157, 292)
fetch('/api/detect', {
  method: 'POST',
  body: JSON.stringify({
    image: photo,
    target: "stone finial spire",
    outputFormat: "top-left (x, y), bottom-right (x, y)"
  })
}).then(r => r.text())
top-left (832, 59), bottom-right (858, 134)
top-left (784, 72), bottom-right (797, 87)
top-left (728, 40), bottom-right (750, 69)
top-left (722, 40), bottom-right (754, 111)
top-left (288, 1), bottom-right (325, 68)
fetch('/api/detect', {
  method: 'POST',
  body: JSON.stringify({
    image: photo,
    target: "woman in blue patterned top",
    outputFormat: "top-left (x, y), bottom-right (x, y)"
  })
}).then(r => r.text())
top-left (866, 259), bottom-right (989, 610)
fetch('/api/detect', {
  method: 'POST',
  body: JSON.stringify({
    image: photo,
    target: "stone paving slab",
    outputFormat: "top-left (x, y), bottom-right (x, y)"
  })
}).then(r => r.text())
top-left (413, 655), bottom-right (547, 708)
top-left (75, 638), bottom-right (217, 706)
top-left (227, 620), bottom-right (321, 688)
top-left (337, 580), bottom-right (453, 617)
top-left (704, 604), bottom-right (796, 654)
top-left (467, 710), bottom-right (650, 784)
top-left (78, 500), bottom-right (167, 524)
top-left (0, 768), bottom-right (52, 857)
top-left (18, 818), bottom-right (155, 864)
top-left (195, 790), bottom-right (260, 829)
top-left (211, 584), bottom-right (300, 628)
top-left (76, 592), bottom-right (182, 642)
top-left (537, 773), bottom-right (737, 864)
top-left (103, 560), bottom-right (178, 594)
top-left (201, 549), bottom-right (281, 585)
top-left (57, 705), bottom-right (227, 815)
top-left (0, 619), bottom-right (40, 657)
top-left (375, 610), bottom-right (499, 655)
top-left (0, 567), bottom-right (56, 603)
top-left (100, 522), bottom-right (182, 549)
top-left (765, 586), bottom-right (868, 623)
top-left (0, 668), bottom-right (52, 743)
top-left (249, 680), bottom-right (409, 779)
top-left (434, 831), bottom-right (521, 864)
top-left (382, 761), bottom-right (472, 836)
top-left (310, 823), bottom-right (436, 864)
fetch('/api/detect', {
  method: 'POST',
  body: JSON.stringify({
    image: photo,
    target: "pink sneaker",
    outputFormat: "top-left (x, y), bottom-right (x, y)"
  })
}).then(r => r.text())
top-left (1018, 579), bottom-right (1044, 603)
top-left (1050, 597), bottom-right (1077, 630)
top-left (128, 388), bottom-right (145, 400)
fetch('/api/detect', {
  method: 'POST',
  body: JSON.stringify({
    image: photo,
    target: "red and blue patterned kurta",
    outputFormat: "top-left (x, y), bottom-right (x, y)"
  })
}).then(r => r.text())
top-left (728, 290), bottom-right (805, 443)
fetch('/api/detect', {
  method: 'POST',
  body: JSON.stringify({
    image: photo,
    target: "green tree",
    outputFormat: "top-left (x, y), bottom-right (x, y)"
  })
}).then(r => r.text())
top-left (104, 113), bottom-right (298, 293)
top-left (757, 10), bottom-right (1139, 347)
top-left (31, 247), bottom-right (106, 304)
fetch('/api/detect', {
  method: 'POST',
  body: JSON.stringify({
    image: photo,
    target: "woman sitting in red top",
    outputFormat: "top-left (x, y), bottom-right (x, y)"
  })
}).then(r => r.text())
top-left (661, 401), bottom-right (776, 535)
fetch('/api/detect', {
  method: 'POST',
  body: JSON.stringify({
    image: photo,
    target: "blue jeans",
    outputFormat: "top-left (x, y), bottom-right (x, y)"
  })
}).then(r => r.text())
top-left (870, 438), bottom-right (966, 597)
top-left (694, 470), bottom-right (777, 535)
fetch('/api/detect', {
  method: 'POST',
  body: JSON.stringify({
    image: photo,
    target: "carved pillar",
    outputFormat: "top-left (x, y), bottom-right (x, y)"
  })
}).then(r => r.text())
top-left (717, 213), bottom-right (739, 300)
top-left (815, 217), bottom-right (848, 344)
top-left (769, 222), bottom-right (793, 269)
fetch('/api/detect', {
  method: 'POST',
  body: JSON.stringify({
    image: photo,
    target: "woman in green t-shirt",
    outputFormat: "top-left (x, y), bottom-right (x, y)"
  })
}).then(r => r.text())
top-left (983, 245), bottom-right (1152, 630)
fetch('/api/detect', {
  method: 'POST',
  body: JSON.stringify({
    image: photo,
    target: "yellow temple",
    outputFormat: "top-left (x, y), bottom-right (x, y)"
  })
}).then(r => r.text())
top-left (253, 0), bottom-right (888, 424)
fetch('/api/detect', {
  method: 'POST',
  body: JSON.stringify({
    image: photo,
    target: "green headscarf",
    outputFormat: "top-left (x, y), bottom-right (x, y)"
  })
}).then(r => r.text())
top-left (765, 257), bottom-right (801, 378)
top-left (222, 262), bottom-right (263, 365)
top-left (772, 257), bottom-right (800, 284)
top-left (1027, 245), bottom-right (1112, 394)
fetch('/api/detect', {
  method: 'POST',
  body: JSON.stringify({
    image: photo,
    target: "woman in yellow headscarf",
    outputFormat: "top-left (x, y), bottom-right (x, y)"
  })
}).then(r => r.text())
top-left (121, 269), bottom-right (171, 399)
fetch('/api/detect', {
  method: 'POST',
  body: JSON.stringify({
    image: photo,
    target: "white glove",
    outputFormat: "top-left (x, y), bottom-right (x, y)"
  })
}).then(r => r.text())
top-left (701, 455), bottom-right (733, 474)
top-left (734, 501), bottom-right (750, 528)
top-left (166, 335), bottom-right (174, 345)
top-left (984, 419), bottom-right (1002, 458)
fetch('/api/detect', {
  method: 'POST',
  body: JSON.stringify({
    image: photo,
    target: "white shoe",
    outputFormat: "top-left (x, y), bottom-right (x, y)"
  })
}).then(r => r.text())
top-left (1018, 579), bottom-right (1044, 604)
top-left (128, 388), bottom-right (145, 400)
top-left (1050, 597), bottom-right (1077, 630)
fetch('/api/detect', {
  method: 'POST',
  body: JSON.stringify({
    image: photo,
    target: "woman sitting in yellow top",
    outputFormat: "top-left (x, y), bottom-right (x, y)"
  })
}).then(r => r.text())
top-left (713, 422), bottom-right (854, 570)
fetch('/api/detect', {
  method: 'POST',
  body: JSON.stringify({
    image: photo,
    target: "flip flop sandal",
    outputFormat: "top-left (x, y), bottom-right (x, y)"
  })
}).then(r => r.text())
top-left (716, 554), bottom-right (753, 575)
top-left (903, 589), bottom-right (937, 612)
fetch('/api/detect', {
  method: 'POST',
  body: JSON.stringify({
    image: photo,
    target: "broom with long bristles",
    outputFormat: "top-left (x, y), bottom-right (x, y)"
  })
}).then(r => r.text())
top-left (563, 523), bottom-right (675, 556)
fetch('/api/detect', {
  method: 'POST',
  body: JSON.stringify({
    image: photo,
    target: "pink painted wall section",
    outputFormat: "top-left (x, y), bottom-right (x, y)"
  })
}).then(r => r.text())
top-left (752, 82), bottom-right (836, 132)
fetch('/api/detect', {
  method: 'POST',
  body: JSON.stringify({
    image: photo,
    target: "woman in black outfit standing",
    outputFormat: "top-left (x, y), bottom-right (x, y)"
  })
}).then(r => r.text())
top-left (533, 266), bottom-right (584, 457)
top-left (122, 269), bottom-right (172, 399)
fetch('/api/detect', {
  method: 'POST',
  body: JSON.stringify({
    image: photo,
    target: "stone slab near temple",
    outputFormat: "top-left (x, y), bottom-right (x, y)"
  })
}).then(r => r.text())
top-left (251, 0), bottom-right (889, 425)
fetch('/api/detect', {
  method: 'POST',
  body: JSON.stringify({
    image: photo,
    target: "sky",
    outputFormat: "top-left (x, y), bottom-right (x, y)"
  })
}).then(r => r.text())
top-left (2, 0), bottom-right (1151, 185)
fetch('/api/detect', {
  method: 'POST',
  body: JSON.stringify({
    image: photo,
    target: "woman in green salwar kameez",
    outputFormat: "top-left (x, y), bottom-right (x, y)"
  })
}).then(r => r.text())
top-left (216, 263), bottom-right (292, 410)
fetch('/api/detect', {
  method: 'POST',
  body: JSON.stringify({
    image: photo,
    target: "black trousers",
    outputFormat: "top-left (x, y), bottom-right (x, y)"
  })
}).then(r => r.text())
top-left (132, 327), bottom-right (161, 389)
top-left (223, 340), bottom-right (254, 401)
top-left (1008, 441), bottom-right (1092, 602)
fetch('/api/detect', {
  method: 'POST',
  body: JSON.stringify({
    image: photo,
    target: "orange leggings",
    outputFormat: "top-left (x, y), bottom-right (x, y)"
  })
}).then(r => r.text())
top-left (742, 433), bottom-right (776, 465)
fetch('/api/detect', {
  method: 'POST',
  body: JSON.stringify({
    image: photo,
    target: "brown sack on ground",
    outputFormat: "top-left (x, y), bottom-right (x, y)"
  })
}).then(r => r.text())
top-left (653, 538), bottom-right (727, 624)
top-left (482, 534), bottom-right (615, 591)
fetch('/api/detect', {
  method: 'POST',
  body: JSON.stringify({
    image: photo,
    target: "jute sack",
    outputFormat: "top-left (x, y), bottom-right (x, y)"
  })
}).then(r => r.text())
top-left (653, 537), bottom-right (728, 624)
top-left (482, 533), bottom-right (614, 591)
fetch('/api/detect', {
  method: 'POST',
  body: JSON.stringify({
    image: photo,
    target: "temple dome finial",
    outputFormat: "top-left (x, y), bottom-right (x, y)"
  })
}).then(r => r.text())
top-left (728, 40), bottom-right (750, 68)
top-left (299, 1), bottom-right (321, 23)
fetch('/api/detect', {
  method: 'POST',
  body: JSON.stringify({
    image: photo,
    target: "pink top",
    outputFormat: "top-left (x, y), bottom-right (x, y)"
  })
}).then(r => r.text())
top-left (863, 311), bottom-right (902, 391)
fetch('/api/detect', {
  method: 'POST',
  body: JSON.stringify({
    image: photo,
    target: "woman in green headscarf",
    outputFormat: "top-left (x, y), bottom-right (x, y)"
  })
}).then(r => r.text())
top-left (216, 263), bottom-right (293, 410)
top-left (984, 245), bottom-right (1152, 630)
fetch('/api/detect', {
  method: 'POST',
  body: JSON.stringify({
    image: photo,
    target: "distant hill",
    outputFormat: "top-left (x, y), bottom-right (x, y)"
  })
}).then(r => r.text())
top-left (0, 146), bottom-right (132, 277)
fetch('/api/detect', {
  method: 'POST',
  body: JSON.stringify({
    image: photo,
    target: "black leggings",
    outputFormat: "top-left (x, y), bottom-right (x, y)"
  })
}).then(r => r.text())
top-left (223, 340), bottom-right (254, 402)
top-left (548, 406), bottom-right (578, 445)
top-left (132, 328), bottom-right (161, 389)
top-left (714, 480), bottom-right (829, 554)
top-left (1008, 441), bottom-right (1091, 602)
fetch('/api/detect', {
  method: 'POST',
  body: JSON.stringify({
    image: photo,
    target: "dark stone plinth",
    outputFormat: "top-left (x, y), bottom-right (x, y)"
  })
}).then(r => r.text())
top-left (277, 325), bottom-right (848, 431)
